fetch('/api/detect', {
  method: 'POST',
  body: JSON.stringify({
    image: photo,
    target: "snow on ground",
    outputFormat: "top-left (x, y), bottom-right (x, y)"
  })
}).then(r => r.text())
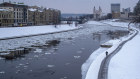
top-left (86, 21), bottom-right (106, 26)
top-left (108, 29), bottom-right (140, 79)
top-left (82, 47), bottom-right (108, 79)
top-left (82, 20), bottom-right (137, 79)
top-left (101, 19), bottom-right (130, 28)
top-left (0, 23), bottom-right (78, 39)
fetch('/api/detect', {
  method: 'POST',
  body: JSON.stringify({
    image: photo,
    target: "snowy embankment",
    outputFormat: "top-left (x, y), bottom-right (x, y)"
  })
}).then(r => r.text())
top-left (101, 19), bottom-right (130, 28)
top-left (82, 20), bottom-right (137, 79)
top-left (0, 23), bottom-right (79, 39)
top-left (108, 30), bottom-right (140, 78)
top-left (86, 21), bottom-right (106, 26)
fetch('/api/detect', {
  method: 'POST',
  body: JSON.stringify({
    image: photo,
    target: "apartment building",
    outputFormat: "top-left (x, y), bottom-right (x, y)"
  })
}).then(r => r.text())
top-left (0, 9), bottom-right (14, 27)
top-left (0, 2), bottom-right (28, 26)
top-left (44, 8), bottom-right (61, 25)
top-left (28, 6), bottom-right (61, 25)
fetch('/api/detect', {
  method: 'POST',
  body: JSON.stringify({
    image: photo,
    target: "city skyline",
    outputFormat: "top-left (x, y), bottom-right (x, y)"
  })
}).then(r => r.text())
top-left (0, 0), bottom-right (139, 14)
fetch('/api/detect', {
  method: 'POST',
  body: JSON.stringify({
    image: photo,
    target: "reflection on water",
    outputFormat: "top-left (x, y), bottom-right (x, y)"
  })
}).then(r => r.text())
top-left (0, 48), bottom-right (29, 60)
top-left (46, 40), bottom-right (60, 47)
top-left (107, 30), bottom-right (129, 39)
top-left (0, 40), bottom-right (60, 60)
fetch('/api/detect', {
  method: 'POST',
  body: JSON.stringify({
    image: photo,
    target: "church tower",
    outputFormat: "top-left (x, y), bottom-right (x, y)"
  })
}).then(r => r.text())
top-left (93, 6), bottom-right (102, 20)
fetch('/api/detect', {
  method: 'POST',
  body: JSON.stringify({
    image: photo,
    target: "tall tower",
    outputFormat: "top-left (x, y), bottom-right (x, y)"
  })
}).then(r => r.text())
top-left (93, 6), bottom-right (102, 20)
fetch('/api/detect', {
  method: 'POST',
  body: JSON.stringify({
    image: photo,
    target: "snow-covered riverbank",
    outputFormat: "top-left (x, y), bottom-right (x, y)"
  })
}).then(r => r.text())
top-left (82, 20), bottom-right (140, 79)
top-left (0, 23), bottom-right (79, 39)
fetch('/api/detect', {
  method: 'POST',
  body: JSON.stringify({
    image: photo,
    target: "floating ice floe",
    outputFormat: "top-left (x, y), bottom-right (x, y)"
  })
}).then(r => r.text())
top-left (34, 49), bottom-right (42, 53)
top-left (45, 52), bottom-right (51, 55)
top-left (0, 71), bottom-right (5, 74)
top-left (19, 63), bottom-right (24, 66)
top-left (65, 63), bottom-right (70, 65)
top-left (34, 55), bottom-right (39, 58)
top-left (0, 57), bottom-right (4, 60)
top-left (74, 56), bottom-right (81, 59)
top-left (60, 76), bottom-right (68, 79)
top-left (77, 51), bottom-right (83, 54)
top-left (81, 48), bottom-right (85, 50)
top-left (0, 52), bottom-right (10, 55)
top-left (47, 65), bottom-right (55, 68)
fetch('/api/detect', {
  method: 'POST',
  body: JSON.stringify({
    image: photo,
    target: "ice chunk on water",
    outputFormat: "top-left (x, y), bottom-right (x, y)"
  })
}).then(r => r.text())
top-left (34, 55), bottom-right (39, 57)
top-left (19, 63), bottom-right (24, 66)
top-left (45, 52), bottom-right (51, 55)
top-left (53, 48), bottom-right (58, 50)
top-left (34, 49), bottom-right (42, 53)
top-left (0, 71), bottom-right (5, 74)
top-left (60, 76), bottom-right (68, 79)
top-left (81, 48), bottom-right (85, 50)
top-left (30, 70), bottom-right (33, 72)
top-left (74, 56), bottom-right (81, 59)
top-left (16, 70), bottom-right (21, 73)
top-left (47, 65), bottom-right (55, 68)
top-left (64, 77), bottom-right (67, 79)
top-left (65, 63), bottom-right (70, 65)
top-left (0, 57), bottom-right (4, 60)
top-left (0, 52), bottom-right (10, 55)
top-left (77, 51), bottom-right (82, 53)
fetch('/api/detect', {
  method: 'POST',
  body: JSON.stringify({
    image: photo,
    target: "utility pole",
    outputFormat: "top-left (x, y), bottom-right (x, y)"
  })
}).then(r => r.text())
top-left (3, 0), bottom-right (4, 3)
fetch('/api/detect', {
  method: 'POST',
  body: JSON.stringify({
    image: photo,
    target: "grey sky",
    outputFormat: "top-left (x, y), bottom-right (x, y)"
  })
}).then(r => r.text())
top-left (0, 0), bottom-right (139, 14)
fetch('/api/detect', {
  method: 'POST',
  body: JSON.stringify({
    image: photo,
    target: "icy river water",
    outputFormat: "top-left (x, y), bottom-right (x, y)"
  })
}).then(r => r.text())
top-left (0, 25), bottom-right (128, 79)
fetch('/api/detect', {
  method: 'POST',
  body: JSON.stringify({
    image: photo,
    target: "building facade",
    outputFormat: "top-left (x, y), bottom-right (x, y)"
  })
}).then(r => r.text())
top-left (44, 8), bottom-right (61, 25)
top-left (0, 2), bottom-right (28, 26)
top-left (121, 8), bottom-right (131, 19)
top-left (0, 9), bottom-right (14, 27)
top-left (111, 3), bottom-right (121, 18)
top-left (28, 7), bottom-right (61, 26)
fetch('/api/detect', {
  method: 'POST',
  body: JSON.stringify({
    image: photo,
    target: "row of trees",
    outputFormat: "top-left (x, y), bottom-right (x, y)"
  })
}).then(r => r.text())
top-left (128, 0), bottom-right (140, 29)
top-left (133, 0), bottom-right (140, 23)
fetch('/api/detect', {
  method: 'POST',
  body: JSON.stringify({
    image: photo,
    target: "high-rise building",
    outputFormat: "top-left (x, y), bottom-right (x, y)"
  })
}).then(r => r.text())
top-left (111, 4), bottom-right (120, 13)
top-left (111, 3), bottom-right (120, 18)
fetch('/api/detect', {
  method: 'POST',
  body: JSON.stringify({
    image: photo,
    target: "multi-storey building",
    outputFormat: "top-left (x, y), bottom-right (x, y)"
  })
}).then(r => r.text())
top-left (45, 8), bottom-right (61, 24)
top-left (28, 6), bottom-right (46, 25)
top-left (111, 3), bottom-right (121, 18)
top-left (28, 7), bottom-right (61, 25)
top-left (0, 2), bottom-right (28, 26)
top-left (0, 9), bottom-right (14, 27)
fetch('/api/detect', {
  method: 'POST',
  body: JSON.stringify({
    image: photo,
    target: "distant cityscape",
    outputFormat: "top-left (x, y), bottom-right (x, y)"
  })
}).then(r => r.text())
top-left (0, 1), bottom-right (139, 27)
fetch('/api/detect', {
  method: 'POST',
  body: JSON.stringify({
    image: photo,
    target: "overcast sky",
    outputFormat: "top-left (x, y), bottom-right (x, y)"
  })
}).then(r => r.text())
top-left (0, 0), bottom-right (139, 14)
